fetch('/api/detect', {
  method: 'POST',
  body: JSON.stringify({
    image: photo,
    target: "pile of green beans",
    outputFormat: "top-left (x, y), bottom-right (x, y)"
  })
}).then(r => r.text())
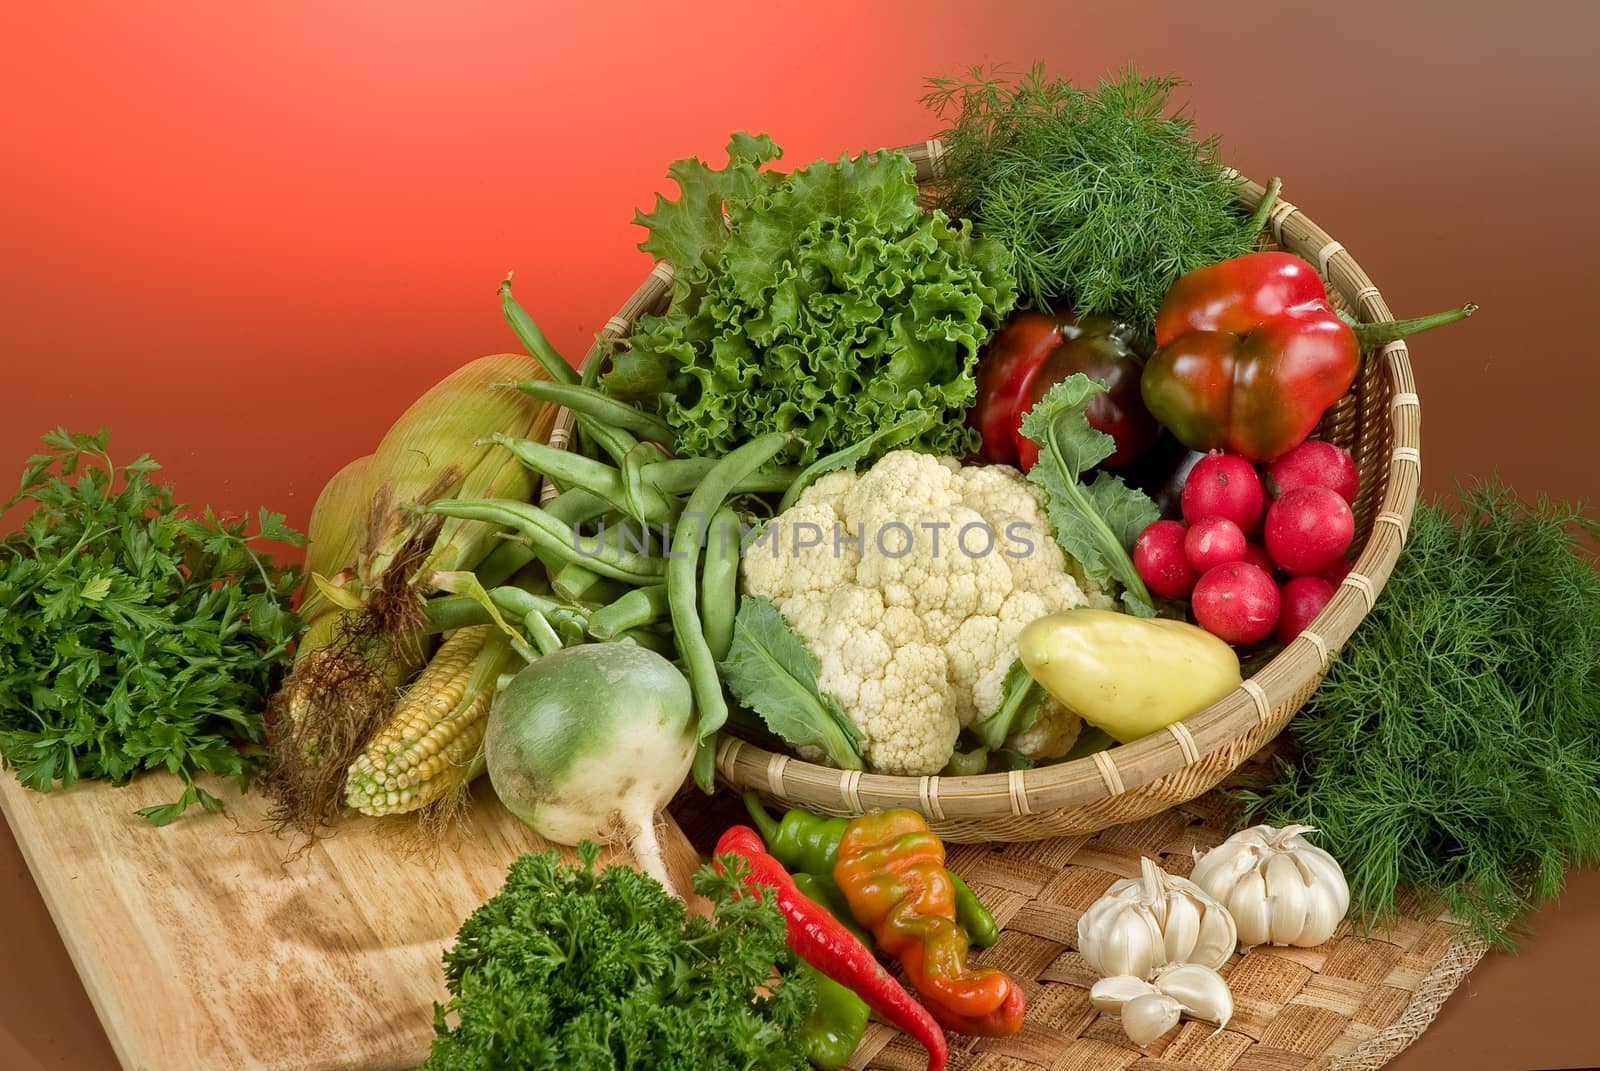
top-left (422, 360), bottom-right (802, 789)
top-left (426, 286), bottom-right (943, 790)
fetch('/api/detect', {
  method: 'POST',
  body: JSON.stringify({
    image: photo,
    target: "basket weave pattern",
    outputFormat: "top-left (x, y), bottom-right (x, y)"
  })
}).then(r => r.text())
top-left (559, 141), bottom-right (1423, 843)
top-left (846, 776), bottom-right (1486, 1071)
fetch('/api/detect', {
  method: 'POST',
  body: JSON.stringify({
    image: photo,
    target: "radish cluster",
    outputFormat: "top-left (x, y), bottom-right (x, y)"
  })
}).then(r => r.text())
top-left (1133, 442), bottom-right (1359, 646)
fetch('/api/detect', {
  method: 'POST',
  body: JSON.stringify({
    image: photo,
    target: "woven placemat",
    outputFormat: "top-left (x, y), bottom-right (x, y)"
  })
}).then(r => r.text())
top-left (674, 763), bottom-right (1488, 1071)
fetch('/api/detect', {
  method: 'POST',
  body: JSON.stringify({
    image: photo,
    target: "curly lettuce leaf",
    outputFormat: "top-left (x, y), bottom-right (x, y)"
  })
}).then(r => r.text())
top-left (1019, 375), bottom-right (1158, 615)
top-left (720, 595), bottom-right (864, 770)
top-left (607, 136), bottom-right (1017, 467)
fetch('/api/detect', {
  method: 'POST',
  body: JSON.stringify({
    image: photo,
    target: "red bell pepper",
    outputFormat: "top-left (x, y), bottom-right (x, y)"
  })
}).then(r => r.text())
top-left (1141, 251), bottom-right (1475, 462)
top-left (714, 825), bottom-right (949, 1071)
top-left (970, 311), bottom-right (1159, 471)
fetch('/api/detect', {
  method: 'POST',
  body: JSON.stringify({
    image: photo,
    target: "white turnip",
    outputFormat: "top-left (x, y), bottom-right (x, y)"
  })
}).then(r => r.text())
top-left (486, 643), bottom-right (696, 895)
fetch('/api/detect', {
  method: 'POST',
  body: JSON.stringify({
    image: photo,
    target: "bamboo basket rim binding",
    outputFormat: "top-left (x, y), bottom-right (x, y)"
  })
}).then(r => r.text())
top-left (549, 140), bottom-right (1423, 843)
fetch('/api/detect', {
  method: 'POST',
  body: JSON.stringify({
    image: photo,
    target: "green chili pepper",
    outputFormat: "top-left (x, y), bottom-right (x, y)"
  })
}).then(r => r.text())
top-left (748, 791), bottom-right (1002, 950)
top-left (795, 961), bottom-right (870, 1071)
top-left (792, 872), bottom-right (871, 945)
top-left (743, 792), bottom-right (849, 876)
top-left (951, 872), bottom-right (1000, 949)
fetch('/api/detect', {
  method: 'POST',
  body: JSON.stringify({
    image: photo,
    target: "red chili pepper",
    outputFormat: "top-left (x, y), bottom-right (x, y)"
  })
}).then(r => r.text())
top-left (1142, 252), bottom-right (1476, 462)
top-left (714, 825), bottom-right (948, 1071)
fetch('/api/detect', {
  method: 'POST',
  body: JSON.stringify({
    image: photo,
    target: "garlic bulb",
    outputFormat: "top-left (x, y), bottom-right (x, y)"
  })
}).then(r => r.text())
top-left (1190, 823), bottom-right (1350, 948)
top-left (1120, 992), bottom-right (1183, 1046)
top-left (1077, 857), bottom-right (1237, 979)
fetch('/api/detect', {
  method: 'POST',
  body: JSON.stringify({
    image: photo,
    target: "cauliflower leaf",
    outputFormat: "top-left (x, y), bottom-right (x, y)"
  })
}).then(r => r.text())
top-left (1018, 375), bottom-right (1158, 615)
top-left (720, 595), bottom-right (865, 770)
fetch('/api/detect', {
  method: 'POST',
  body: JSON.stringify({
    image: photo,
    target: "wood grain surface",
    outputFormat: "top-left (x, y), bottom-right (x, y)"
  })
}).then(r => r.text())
top-left (0, 771), bottom-right (700, 1071)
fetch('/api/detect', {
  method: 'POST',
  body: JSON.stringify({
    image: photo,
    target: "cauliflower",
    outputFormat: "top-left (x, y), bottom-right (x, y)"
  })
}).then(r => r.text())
top-left (742, 450), bottom-right (1110, 775)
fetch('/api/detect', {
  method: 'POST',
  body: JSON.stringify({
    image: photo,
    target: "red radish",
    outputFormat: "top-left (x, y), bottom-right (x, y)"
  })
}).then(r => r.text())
top-left (1242, 543), bottom-right (1276, 576)
top-left (1181, 451), bottom-right (1266, 533)
top-left (1267, 440), bottom-right (1359, 505)
top-left (1276, 576), bottom-right (1335, 645)
top-left (1264, 486), bottom-right (1355, 575)
top-left (1320, 558), bottom-right (1353, 585)
top-left (1184, 516), bottom-right (1247, 573)
top-left (1192, 562), bottom-right (1280, 646)
top-left (1134, 520), bottom-right (1199, 599)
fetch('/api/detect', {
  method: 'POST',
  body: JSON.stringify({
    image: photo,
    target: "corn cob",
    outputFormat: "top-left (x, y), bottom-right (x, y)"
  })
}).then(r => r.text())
top-left (344, 625), bottom-right (510, 816)
top-left (267, 353), bottom-right (559, 834)
top-left (360, 352), bottom-right (556, 585)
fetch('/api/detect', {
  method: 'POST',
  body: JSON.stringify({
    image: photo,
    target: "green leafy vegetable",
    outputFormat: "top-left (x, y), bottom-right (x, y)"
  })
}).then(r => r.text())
top-left (924, 65), bottom-right (1267, 338)
top-left (720, 595), bottom-right (864, 770)
top-left (424, 842), bottom-right (816, 1070)
top-left (1240, 483), bottom-right (1600, 946)
top-left (606, 134), bottom-right (1018, 467)
top-left (1018, 376), bottom-right (1158, 614)
top-left (0, 429), bottom-right (303, 824)
top-left (971, 660), bottom-right (1046, 752)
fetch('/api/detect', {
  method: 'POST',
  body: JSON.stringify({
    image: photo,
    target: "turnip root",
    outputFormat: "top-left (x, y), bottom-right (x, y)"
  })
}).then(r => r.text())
top-left (485, 644), bottom-right (695, 895)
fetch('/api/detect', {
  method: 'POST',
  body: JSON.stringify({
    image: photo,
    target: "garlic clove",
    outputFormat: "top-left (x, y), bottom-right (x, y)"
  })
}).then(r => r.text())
top-left (1121, 992), bottom-right (1183, 1046)
top-left (1264, 853), bottom-right (1310, 947)
top-left (1153, 963), bottom-right (1234, 1030)
top-left (1191, 901), bottom-right (1239, 969)
top-left (1191, 838), bottom-right (1259, 899)
top-left (1090, 975), bottom-right (1159, 1013)
top-left (1296, 883), bottom-right (1345, 946)
top-left (1161, 889), bottom-right (1202, 966)
top-left (1227, 868), bottom-right (1271, 948)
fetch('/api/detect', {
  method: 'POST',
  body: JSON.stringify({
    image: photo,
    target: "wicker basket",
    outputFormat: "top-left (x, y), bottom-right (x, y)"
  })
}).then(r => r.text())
top-left (553, 139), bottom-right (1421, 843)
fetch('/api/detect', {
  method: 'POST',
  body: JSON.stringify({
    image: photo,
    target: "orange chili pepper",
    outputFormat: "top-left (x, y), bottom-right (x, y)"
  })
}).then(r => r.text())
top-left (833, 810), bottom-right (1026, 1037)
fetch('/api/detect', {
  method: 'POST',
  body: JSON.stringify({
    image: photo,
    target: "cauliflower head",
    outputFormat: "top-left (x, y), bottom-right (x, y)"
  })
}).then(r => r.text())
top-left (742, 450), bottom-right (1109, 775)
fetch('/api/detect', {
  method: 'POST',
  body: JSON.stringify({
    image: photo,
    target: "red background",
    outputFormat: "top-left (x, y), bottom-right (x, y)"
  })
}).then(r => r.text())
top-left (3, 3), bottom-right (1598, 1070)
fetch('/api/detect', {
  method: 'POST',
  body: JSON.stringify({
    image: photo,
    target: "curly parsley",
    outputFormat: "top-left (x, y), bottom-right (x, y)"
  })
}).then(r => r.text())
top-left (0, 429), bottom-right (303, 824)
top-left (425, 844), bottom-right (815, 1070)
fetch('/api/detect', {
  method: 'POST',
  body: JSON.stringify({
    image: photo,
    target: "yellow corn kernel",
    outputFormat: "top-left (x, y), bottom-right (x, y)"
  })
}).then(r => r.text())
top-left (344, 625), bottom-right (502, 816)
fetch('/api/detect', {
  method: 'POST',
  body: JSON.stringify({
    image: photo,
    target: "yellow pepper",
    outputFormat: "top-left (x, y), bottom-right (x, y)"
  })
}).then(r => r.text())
top-left (1016, 609), bottom-right (1241, 743)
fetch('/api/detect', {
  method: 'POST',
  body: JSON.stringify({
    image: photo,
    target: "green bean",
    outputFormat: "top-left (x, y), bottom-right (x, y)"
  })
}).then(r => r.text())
top-left (588, 584), bottom-right (670, 640)
top-left (493, 434), bottom-right (677, 525)
top-left (498, 275), bottom-right (578, 385)
top-left (575, 414), bottom-right (644, 468)
top-left (474, 541), bottom-right (538, 589)
top-left (424, 588), bottom-right (590, 635)
top-left (523, 610), bottom-right (565, 658)
top-left (427, 499), bottom-right (664, 584)
top-left (645, 458), bottom-right (799, 497)
top-left (544, 487), bottom-right (611, 526)
top-left (667, 431), bottom-right (793, 790)
top-left (552, 561), bottom-right (603, 602)
top-left (778, 412), bottom-right (934, 512)
top-left (700, 506), bottom-right (742, 660)
top-left (512, 379), bottom-right (674, 445)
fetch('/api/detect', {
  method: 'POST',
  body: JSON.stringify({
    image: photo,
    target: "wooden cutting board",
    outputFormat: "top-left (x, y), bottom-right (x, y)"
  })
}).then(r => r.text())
top-left (0, 769), bottom-right (702, 1071)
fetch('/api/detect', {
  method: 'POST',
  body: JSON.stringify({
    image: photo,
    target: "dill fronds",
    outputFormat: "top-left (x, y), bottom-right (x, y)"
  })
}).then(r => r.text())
top-left (1240, 482), bottom-right (1600, 946)
top-left (923, 64), bottom-right (1263, 339)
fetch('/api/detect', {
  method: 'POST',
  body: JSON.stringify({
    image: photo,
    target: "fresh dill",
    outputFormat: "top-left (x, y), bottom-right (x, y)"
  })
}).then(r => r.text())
top-left (1239, 482), bottom-right (1600, 946)
top-left (923, 65), bottom-right (1266, 340)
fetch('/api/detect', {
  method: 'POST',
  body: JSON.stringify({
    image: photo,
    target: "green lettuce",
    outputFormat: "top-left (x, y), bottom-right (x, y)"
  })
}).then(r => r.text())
top-left (606, 134), bottom-right (1017, 467)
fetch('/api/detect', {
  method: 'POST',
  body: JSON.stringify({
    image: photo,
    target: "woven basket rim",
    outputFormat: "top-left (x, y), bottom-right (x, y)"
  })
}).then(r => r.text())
top-left (552, 139), bottom-right (1421, 827)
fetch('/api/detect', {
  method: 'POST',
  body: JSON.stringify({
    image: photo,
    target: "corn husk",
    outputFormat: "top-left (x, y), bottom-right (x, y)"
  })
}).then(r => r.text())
top-left (266, 352), bottom-right (559, 837)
